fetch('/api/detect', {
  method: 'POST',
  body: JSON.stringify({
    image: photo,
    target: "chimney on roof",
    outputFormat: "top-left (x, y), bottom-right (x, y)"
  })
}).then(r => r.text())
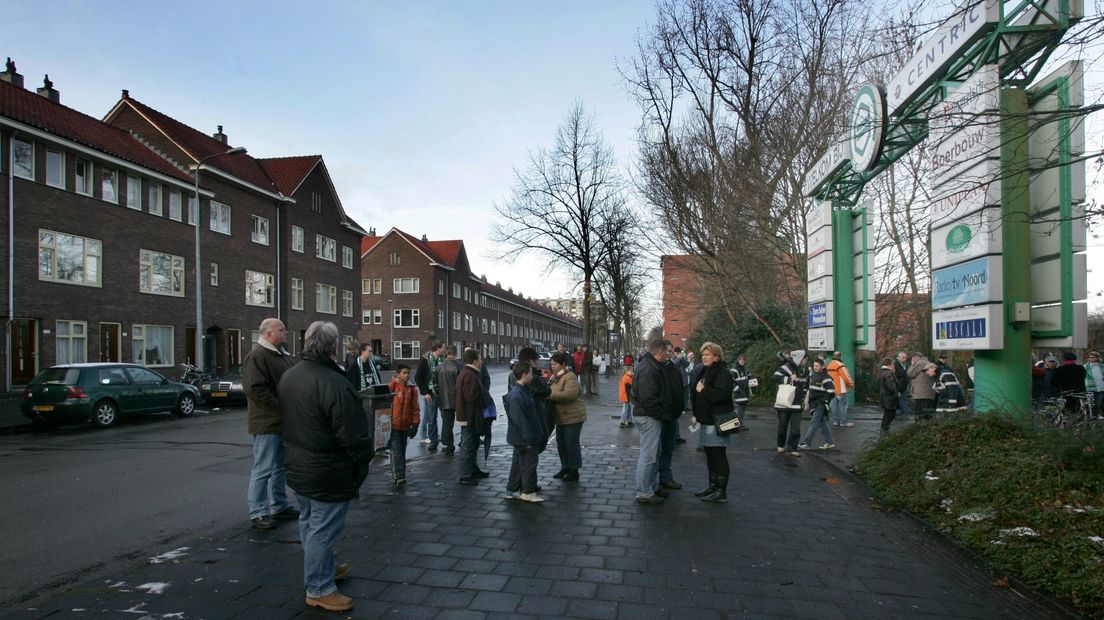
top-left (121, 89), bottom-right (129, 99)
top-left (1, 57), bottom-right (24, 88)
top-left (36, 75), bottom-right (59, 103)
top-left (421, 233), bottom-right (428, 242)
top-left (213, 125), bottom-right (228, 144)
top-left (368, 227), bottom-right (376, 236)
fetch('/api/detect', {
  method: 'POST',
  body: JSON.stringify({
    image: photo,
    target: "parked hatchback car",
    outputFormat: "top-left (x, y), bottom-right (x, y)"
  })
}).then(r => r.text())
top-left (198, 364), bottom-right (246, 406)
top-left (371, 353), bottom-right (392, 371)
top-left (21, 363), bottom-right (200, 428)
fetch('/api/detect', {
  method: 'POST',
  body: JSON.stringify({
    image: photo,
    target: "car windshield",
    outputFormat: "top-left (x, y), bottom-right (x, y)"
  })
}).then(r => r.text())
top-left (32, 368), bottom-right (81, 385)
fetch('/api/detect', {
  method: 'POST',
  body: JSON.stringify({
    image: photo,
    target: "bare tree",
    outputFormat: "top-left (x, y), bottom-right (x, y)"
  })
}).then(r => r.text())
top-left (491, 103), bottom-right (625, 345)
top-left (593, 208), bottom-right (649, 355)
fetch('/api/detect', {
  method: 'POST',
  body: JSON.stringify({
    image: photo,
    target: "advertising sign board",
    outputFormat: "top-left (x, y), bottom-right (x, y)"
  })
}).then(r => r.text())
top-left (807, 327), bottom-right (833, 351)
top-left (808, 251), bottom-right (833, 280)
top-left (808, 276), bottom-right (831, 304)
top-left (929, 65), bottom-right (1000, 142)
top-left (808, 302), bottom-right (833, 328)
top-left (1030, 203), bottom-right (1087, 260)
top-left (1032, 303), bottom-right (1087, 348)
top-left (807, 226), bottom-right (831, 258)
top-left (930, 207), bottom-right (1003, 269)
top-left (1031, 254), bottom-right (1087, 304)
top-left (806, 200), bottom-right (834, 234)
top-left (931, 121), bottom-right (1000, 185)
top-left (932, 256), bottom-right (1004, 310)
top-left (930, 158), bottom-right (1001, 225)
top-left (932, 303), bottom-right (1004, 349)
top-left (803, 142), bottom-right (851, 197)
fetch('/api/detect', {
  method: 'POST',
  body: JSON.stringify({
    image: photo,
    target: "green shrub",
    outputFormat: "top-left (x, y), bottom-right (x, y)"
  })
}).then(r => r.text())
top-left (857, 413), bottom-right (1104, 617)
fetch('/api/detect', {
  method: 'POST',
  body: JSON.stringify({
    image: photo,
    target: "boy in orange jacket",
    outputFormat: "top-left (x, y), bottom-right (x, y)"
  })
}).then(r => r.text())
top-left (618, 367), bottom-right (634, 427)
top-left (388, 364), bottom-right (421, 485)
top-left (827, 352), bottom-right (855, 427)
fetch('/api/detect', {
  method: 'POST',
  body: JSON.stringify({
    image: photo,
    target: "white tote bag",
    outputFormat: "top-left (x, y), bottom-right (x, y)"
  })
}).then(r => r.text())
top-left (774, 383), bottom-right (797, 409)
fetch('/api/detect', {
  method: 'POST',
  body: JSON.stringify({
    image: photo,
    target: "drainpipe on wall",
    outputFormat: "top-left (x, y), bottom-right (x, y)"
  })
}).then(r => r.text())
top-left (6, 133), bottom-right (15, 393)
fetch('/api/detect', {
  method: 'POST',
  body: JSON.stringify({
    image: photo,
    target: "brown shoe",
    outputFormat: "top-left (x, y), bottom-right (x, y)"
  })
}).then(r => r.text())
top-left (306, 590), bottom-right (353, 612)
top-left (334, 561), bottom-right (351, 581)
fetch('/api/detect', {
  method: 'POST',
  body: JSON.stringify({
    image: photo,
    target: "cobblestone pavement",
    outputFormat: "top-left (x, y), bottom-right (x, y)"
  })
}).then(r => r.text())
top-left (4, 377), bottom-right (1076, 619)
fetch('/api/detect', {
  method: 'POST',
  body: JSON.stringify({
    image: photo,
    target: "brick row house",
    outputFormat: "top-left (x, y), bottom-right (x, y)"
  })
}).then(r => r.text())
top-left (358, 228), bottom-right (581, 362)
top-left (0, 60), bottom-right (364, 389)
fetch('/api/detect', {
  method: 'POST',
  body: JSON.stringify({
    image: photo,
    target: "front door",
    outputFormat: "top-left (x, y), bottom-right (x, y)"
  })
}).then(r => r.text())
top-left (10, 319), bottom-right (37, 385)
top-left (99, 323), bottom-right (121, 362)
top-left (226, 329), bottom-right (241, 371)
top-left (184, 327), bottom-right (196, 366)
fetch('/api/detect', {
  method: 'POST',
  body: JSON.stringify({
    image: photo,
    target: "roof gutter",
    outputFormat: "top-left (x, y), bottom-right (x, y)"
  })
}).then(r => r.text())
top-left (194, 164), bottom-right (294, 203)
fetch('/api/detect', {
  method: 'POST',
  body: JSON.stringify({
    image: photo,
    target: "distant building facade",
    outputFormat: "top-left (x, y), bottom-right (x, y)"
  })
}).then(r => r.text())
top-left (661, 255), bottom-right (706, 351)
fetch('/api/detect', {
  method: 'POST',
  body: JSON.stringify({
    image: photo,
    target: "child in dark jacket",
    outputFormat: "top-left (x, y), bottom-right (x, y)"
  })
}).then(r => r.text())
top-left (505, 362), bottom-right (545, 503)
top-left (799, 358), bottom-right (836, 450)
top-left (388, 365), bottom-right (420, 486)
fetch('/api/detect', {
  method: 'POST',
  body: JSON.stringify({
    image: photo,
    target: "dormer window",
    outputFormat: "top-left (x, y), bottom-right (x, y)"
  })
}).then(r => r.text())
top-left (311, 191), bottom-right (322, 213)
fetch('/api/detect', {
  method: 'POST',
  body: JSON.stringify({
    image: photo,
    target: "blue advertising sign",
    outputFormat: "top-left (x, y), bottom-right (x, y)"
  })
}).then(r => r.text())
top-left (807, 302), bottom-right (833, 328)
top-left (931, 256), bottom-right (1003, 310)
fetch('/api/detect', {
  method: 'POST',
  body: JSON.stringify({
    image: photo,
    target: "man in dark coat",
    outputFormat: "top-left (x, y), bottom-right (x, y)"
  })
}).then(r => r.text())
top-left (243, 318), bottom-right (297, 531)
top-left (433, 347), bottom-right (463, 456)
top-left (455, 348), bottom-right (490, 485)
top-left (632, 338), bottom-right (678, 504)
top-left (894, 352), bottom-right (911, 415)
top-left (280, 321), bottom-right (373, 613)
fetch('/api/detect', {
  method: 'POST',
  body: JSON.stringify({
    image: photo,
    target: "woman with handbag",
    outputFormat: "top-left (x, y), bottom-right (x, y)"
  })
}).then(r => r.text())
top-left (549, 351), bottom-right (587, 482)
top-left (772, 350), bottom-right (808, 456)
top-left (689, 342), bottom-right (736, 503)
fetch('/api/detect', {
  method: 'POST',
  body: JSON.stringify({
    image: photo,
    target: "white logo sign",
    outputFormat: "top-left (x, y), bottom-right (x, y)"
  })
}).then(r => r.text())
top-left (850, 84), bottom-right (886, 172)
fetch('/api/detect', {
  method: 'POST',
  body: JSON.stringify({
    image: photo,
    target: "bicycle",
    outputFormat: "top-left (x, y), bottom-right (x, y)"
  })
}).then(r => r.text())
top-left (176, 363), bottom-right (215, 386)
top-left (1035, 392), bottom-right (1096, 431)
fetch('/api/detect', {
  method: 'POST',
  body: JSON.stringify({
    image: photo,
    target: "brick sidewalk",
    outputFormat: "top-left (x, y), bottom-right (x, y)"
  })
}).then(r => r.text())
top-left (5, 377), bottom-right (1073, 619)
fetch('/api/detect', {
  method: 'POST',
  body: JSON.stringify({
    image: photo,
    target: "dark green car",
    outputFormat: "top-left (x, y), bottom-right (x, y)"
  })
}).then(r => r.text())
top-left (21, 363), bottom-right (200, 428)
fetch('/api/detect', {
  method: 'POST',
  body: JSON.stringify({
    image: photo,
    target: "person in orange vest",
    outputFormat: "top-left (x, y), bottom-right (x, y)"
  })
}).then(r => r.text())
top-left (827, 351), bottom-right (855, 427)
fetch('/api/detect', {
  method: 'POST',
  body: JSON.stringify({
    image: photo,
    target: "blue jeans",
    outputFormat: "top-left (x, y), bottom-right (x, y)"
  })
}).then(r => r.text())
top-left (658, 418), bottom-right (677, 484)
top-left (734, 401), bottom-right (748, 424)
top-left (294, 493), bottom-right (349, 599)
top-left (802, 404), bottom-right (835, 446)
top-left (247, 433), bottom-right (289, 518)
top-left (417, 394), bottom-right (439, 443)
top-left (390, 431), bottom-right (409, 480)
top-left (556, 422), bottom-right (583, 470)
top-left (634, 416), bottom-right (662, 498)
top-left (830, 396), bottom-right (849, 424)
top-left (898, 392), bottom-right (911, 415)
top-left (620, 402), bottom-right (633, 424)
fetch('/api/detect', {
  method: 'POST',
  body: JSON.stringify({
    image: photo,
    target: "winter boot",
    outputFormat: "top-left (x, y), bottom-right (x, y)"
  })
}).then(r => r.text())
top-left (702, 475), bottom-right (728, 503)
top-left (694, 474), bottom-right (718, 497)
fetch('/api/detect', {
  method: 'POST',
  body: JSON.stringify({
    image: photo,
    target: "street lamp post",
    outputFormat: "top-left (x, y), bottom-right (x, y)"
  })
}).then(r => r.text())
top-left (387, 299), bottom-right (394, 360)
top-left (193, 146), bottom-right (247, 372)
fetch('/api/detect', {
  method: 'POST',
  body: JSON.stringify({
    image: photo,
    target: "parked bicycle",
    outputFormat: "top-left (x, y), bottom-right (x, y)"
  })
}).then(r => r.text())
top-left (1035, 391), bottom-right (1097, 431)
top-left (176, 363), bottom-right (215, 386)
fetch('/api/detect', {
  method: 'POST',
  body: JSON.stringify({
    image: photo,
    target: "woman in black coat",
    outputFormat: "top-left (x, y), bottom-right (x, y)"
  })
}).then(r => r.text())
top-left (879, 357), bottom-right (899, 431)
top-left (688, 342), bottom-right (735, 503)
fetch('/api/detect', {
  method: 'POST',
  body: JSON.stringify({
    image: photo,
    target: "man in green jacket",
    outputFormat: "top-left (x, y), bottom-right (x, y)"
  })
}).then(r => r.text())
top-left (244, 318), bottom-right (296, 530)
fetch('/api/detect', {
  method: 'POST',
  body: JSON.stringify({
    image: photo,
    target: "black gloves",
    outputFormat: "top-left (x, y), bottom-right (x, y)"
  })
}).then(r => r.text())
top-left (407, 427), bottom-right (418, 439)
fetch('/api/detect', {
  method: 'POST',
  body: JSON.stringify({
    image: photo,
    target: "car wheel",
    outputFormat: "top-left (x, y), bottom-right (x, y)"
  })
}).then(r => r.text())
top-left (91, 400), bottom-right (119, 428)
top-left (175, 393), bottom-right (196, 417)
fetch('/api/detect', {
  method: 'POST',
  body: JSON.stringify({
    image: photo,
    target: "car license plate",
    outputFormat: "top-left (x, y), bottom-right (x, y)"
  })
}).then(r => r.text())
top-left (212, 391), bottom-right (228, 398)
top-left (32, 405), bottom-right (54, 412)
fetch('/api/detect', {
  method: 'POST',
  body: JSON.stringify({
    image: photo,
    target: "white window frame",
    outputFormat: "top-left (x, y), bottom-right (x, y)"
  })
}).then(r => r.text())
top-left (342, 290), bottom-right (354, 317)
top-left (372, 278), bottom-right (382, 294)
top-left (13, 139), bottom-right (34, 180)
top-left (362, 279), bottom-right (371, 294)
top-left (394, 340), bottom-right (421, 360)
top-left (168, 189), bottom-right (182, 221)
top-left (251, 215), bottom-right (270, 245)
top-left (75, 158), bottom-right (92, 196)
top-left (291, 277), bottom-right (304, 310)
top-left (148, 183), bottom-right (162, 216)
top-left (55, 320), bottom-right (88, 365)
top-left (46, 149), bottom-right (64, 188)
top-left (438, 279), bottom-right (444, 295)
top-left (438, 309), bottom-right (445, 329)
top-left (101, 168), bottom-right (118, 204)
top-left (315, 234), bottom-right (336, 261)
top-left (126, 175), bottom-right (141, 210)
top-left (452, 311), bottom-right (461, 330)
top-left (188, 196), bottom-right (197, 225)
top-left (342, 245), bottom-right (353, 269)
top-left (362, 310), bottom-right (372, 325)
top-left (453, 283), bottom-right (461, 298)
top-left (210, 201), bottom-right (231, 235)
top-left (389, 252), bottom-right (400, 266)
top-left (393, 277), bottom-right (419, 294)
top-left (374, 309), bottom-right (383, 324)
top-left (316, 283), bottom-right (337, 314)
top-left (139, 249), bottom-right (186, 297)
top-left (131, 324), bottom-right (174, 367)
top-left (393, 308), bottom-right (420, 328)
top-left (38, 229), bottom-right (102, 287)
top-left (291, 225), bottom-right (304, 253)
top-left (210, 262), bottom-right (219, 286)
top-left (245, 270), bottom-right (275, 307)
top-left (311, 191), bottom-right (322, 213)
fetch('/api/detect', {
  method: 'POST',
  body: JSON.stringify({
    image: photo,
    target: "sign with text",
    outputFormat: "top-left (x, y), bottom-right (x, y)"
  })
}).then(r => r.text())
top-left (929, 65), bottom-right (1000, 143)
top-left (931, 121), bottom-right (1000, 185)
top-left (808, 251), bottom-right (833, 280)
top-left (807, 327), bottom-right (834, 351)
top-left (930, 157), bottom-right (1001, 225)
top-left (932, 256), bottom-right (1004, 310)
top-left (807, 225), bottom-right (832, 258)
top-left (932, 303), bottom-right (1004, 349)
top-left (803, 143), bottom-right (851, 197)
top-left (808, 302), bottom-right (833, 328)
top-left (808, 276), bottom-right (831, 304)
top-left (807, 200), bottom-right (834, 235)
top-left (930, 207), bottom-right (1003, 269)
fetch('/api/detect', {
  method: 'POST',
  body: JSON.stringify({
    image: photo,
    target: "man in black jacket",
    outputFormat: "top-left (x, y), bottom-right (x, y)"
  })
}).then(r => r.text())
top-left (414, 340), bottom-right (444, 451)
top-left (894, 352), bottom-right (911, 415)
top-left (280, 321), bottom-right (373, 613)
top-left (632, 339), bottom-right (677, 504)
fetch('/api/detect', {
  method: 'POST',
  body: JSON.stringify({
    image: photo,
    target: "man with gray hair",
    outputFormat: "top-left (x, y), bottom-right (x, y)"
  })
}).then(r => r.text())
top-left (280, 321), bottom-right (373, 612)
top-left (243, 317), bottom-right (296, 531)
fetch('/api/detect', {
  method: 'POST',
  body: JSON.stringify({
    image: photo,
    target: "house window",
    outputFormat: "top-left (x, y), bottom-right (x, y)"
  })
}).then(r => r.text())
top-left (394, 341), bottom-right (421, 360)
top-left (188, 196), bottom-right (197, 225)
top-left (101, 169), bottom-right (118, 203)
top-left (139, 249), bottom-right (185, 297)
top-left (148, 183), bottom-right (162, 216)
top-left (132, 324), bottom-right (173, 367)
top-left (465, 314), bottom-right (473, 332)
top-left (372, 278), bottom-right (382, 294)
top-left (362, 279), bottom-right (371, 294)
top-left (291, 226), bottom-right (304, 253)
top-left (362, 310), bottom-right (372, 324)
top-left (342, 290), bottom-right (354, 317)
top-left (389, 252), bottom-right (400, 266)
top-left (438, 279), bottom-right (444, 295)
top-left (315, 234), bottom-right (336, 261)
top-left (38, 229), bottom-right (101, 287)
top-left (453, 312), bottom-right (461, 329)
top-left (393, 277), bottom-right (419, 294)
top-left (291, 277), bottom-right (304, 310)
top-left (126, 176), bottom-right (141, 210)
top-left (55, 320), bottom-right (87, 365)
top-left (13, 139), bottom-right (34, 179)
top-left (393, 309), bottom-right (420, 328)
top-left (75, 158), bottom-right (92, 196)
top-left (482, 319), bottom-right (488, 334)
top-left (464, 287), bottom-right (471, 302)
top-left (46, 150), bottom-right (64, 188)
top-left (453, 283), bottom-right (461, 298)
top-left (210, 201), bottom-right (231, 234)
top-left (316, 283), bottom-right (337, 314)
top-left (245, 270), bottom-right (275, 307)
top-left (168, 190), bottom-right (183, 221)
top-left (311, 191), bottom-right (322, 213)
top-left (252, 215), bottom-right (269, 245)
top-left (438, 309), bottom-right (445, 329)
top-left (210, 262), bottom-right (219, 286)
top-left (342, 245), bottom-right (353, 269)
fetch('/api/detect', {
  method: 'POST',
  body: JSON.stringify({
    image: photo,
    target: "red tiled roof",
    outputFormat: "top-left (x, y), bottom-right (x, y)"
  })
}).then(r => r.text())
top-left (426, 240), bottom-right (463, 267)
top-left (360, 235), bottom-right (383, 256)
top-left (256, 155), bottom-right (320, 196)
top-left (0, 80), bottom-right (192, 183)
top-left (111, 95), bottom-right (279, 193)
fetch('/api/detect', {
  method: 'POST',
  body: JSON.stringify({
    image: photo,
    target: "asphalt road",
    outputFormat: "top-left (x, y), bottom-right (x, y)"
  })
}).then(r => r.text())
top-left (0, 364), bottom-right (512, 609)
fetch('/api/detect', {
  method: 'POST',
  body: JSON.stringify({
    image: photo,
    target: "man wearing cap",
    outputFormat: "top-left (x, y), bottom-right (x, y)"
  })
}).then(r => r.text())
top-left (772, 350), bottom-right (808, 456)
top-left (908, 354), bottom-right (937, 419)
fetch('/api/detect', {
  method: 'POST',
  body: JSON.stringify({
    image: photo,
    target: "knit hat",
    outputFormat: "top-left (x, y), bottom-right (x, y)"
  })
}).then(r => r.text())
top-left (791, 350), bottom-right (806, 366)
